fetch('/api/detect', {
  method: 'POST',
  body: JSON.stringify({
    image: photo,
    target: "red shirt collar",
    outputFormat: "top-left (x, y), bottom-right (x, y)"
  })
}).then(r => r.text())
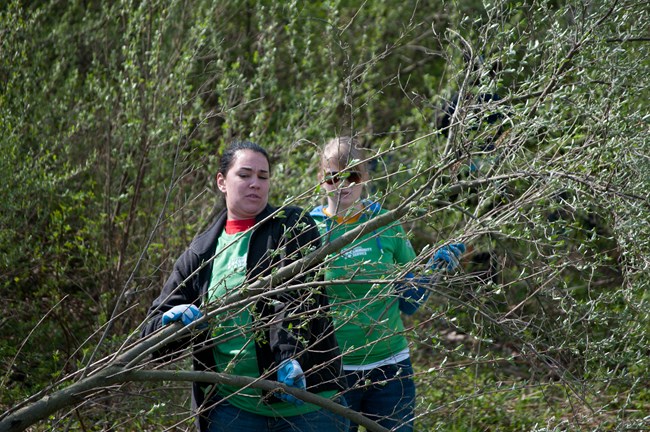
top-left (225, 218), bottom-right (256, 234)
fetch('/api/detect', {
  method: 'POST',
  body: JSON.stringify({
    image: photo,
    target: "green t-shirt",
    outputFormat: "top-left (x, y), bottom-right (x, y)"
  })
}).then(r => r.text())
top-left (313, 206), bottom-right (417, 365)
top-left (208, 230), bottom-right (335, 416)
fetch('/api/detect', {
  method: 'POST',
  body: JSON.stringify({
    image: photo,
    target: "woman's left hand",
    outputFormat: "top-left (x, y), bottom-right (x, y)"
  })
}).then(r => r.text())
top-left (276, 359), bottom-right (306, 406)
top-left (430, 243), bottom-right (466, 271)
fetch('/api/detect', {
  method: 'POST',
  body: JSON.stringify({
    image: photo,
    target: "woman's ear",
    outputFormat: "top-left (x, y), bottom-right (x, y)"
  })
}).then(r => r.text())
top-left (216, 172), bottom-right (227, 194)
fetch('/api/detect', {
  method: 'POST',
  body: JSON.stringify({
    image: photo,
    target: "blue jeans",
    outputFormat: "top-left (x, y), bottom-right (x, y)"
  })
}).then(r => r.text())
top-left (206, 398), bottom-right (350, 432)
top-left (342, 358), bottom-right (416, 432)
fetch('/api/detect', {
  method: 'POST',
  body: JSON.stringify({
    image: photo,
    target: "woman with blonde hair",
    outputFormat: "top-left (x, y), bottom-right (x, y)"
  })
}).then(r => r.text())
top-left (310, 136), bottom-right (464, 431)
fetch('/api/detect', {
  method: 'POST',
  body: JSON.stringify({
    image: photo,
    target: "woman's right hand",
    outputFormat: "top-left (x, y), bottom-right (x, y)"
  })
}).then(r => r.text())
top-left (161, 304), bottom-right (203, 326)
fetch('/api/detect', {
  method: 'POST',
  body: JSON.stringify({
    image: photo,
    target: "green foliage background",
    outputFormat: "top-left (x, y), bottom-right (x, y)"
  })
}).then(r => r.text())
top-left (1, 0), bottom-right (648, 430)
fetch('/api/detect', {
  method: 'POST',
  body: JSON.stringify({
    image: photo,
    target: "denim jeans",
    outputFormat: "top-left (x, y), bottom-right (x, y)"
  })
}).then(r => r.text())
top-left (206, 397), bottom-right (350, 432)
top-left (342, 358), bottom-right (416, 432)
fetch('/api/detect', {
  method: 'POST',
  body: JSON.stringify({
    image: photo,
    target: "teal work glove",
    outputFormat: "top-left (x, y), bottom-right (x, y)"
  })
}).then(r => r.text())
top-left (276, 359), bottom-right (306, 406)
top-left (161, 304), bottom-right (203, 326)
top-left (431, 243), bottom-right (466, 271)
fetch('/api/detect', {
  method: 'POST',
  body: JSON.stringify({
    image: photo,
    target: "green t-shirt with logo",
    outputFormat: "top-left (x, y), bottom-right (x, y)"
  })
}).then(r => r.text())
top-left (312, 206), bottom-right (417, 365)
top-left (208, 230), bottom-right (335, 416)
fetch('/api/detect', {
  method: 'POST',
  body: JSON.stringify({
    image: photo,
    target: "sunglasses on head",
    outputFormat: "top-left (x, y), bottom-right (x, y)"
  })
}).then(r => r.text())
top-left (323, 171), bottom-right (363, 185)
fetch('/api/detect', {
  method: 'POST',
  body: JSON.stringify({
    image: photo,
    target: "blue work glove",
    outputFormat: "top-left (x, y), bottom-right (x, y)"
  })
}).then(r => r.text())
top-left (161, 304), bottom-right (203, 326)
top-left (276, 359), bottom-right (306, 406)
top-left (431, 243), bottom-right (466, 271)
top-left (397, 272), bottom-right (429, 316)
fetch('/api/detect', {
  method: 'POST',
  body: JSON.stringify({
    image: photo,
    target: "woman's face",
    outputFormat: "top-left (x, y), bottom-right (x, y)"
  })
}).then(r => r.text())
top-left (217, 149), bottom-right (270, 220)
top-left (321, 158), bottom-right (366, 212)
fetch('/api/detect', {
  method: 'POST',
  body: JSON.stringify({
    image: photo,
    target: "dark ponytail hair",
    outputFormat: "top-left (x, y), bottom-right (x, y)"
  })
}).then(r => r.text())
top-left (218, 140), bottom-right (271, 176)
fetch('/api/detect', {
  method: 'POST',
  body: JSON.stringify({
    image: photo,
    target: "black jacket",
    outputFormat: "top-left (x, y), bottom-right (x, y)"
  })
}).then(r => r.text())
top-left (141, 204), bottom-right (344, 431)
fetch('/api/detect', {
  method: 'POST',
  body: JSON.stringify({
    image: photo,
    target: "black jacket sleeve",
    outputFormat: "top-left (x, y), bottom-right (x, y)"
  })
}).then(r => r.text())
top-left (140, 246), bottom-right (204, 358)
top-left (267, 209), bottom-right (324, 365)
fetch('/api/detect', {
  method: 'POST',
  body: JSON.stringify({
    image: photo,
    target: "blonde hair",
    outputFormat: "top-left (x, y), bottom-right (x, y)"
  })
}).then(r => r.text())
top-left (321, 136), bottom-right (368, 175)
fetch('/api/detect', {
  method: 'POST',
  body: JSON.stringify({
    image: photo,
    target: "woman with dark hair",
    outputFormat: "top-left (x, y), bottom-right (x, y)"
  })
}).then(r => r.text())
top-left (141, 141), bottom-right (348, 432)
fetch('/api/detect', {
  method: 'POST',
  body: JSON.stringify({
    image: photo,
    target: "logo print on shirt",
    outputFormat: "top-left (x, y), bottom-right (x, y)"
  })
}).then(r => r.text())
top-left (227, 256), bottom-right (247, 271)
top-left (342, 246), bottom-right (372, 259)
